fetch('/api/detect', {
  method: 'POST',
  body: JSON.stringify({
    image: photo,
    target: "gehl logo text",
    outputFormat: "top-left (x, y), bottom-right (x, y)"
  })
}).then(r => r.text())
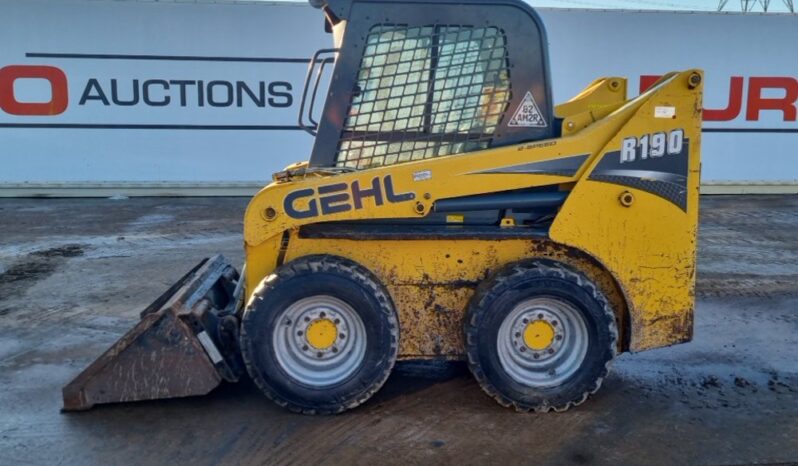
top-left (284, 175), bottom-right (415, 219)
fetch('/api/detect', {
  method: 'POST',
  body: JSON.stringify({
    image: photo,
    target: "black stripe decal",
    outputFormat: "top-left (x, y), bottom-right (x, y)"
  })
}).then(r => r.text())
top-left (470, 154), bottom-right (589, 177)
top-left (589, 140), bottom-right (690, 211)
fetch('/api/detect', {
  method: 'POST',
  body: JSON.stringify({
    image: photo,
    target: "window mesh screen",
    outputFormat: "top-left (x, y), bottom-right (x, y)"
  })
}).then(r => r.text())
top-left (335, 25), bottom-right (512, 169)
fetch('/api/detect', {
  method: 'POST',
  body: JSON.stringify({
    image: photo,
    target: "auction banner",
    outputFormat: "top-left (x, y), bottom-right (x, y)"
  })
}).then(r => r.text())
top-left (1, 0), bottom-right (796, 194)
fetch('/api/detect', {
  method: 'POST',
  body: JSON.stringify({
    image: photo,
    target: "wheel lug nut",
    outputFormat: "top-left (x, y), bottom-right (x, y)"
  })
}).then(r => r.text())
top-left (302, 345), bottom-right (309, 351)
top-left (537, 313), bottom-right (543, 319)
top-left (556, 335), bottom-right (562, 341)
top-left (548, 348), bottom-right (554, 354)
top-left (285, 319), bottom-right (292, 326)
top-left (304, 317), bottom-right (310, 322)
top-left (317, 352), bottom-right (324, 358)
top-left (515, 332), bottom-right (520, 338)
top-left (551, 321), bottom-right (558, 327)
top-left (520, 347), bottom-right (527, 352)
top-left (533, 353), bottom-right (539, 359)
top-left (297, 331), bottom-right (303, 336)
top-left (320, 312), bottom-right (326, 318)
top-left (522, 318), bottom-right (528, 324)
top-left (332, 347), bottom-right (338, 353)
top-left (339, 333), bottom-right (346, 339)
top-left (334, 318), bottom-right (340, 324)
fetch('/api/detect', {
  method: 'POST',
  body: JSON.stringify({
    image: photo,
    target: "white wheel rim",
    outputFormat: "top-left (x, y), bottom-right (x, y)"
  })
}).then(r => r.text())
top-left (497, 297), bottom-right (589, 388)
top-left (272, 295), bottom-right (367, 387)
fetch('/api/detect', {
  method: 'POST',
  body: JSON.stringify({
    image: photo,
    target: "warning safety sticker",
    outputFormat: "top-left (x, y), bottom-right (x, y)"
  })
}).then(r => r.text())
top-left (508, 91), bottom-right (547, 128)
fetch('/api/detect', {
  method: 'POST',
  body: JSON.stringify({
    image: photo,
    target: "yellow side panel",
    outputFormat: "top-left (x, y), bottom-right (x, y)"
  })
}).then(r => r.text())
top-left (550, 72), bottom-right (703, 352)
top-left (244, 233), bottom-right (283, 297)
top-left (389, 285), bottom-right (475, 356)
top-left (279, 236), bottom-right (628, 358)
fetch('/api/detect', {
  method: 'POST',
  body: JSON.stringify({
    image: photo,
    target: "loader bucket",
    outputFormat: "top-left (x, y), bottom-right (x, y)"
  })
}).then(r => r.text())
top-left (62, 255), bottom-right (244, 411)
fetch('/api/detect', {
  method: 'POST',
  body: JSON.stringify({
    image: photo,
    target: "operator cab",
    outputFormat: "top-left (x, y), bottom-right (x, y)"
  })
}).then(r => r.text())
top-left (301, 0), bottom-right (554, 170)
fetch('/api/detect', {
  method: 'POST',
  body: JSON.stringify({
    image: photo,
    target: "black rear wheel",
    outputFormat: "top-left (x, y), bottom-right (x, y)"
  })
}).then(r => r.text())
top-left (240, 255), bottom-right (399, 414)
top-left (465, 259), bottom-right (617, 412)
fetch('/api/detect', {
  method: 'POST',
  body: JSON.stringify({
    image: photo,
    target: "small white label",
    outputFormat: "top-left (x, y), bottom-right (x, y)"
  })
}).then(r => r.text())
top-left (655, 106), bottom-right (676, 119)
top-left (413, 170), bottom-right (432, 182)
top-left (197, 330), bottom-right (224, 364)
top-left (508, 91), bottom-right (548, 128)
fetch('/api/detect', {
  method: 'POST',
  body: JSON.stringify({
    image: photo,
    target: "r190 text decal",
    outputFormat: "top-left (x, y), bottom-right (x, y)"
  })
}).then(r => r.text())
top-left (590, 129), bottom-right (690, 211)
top-left (620, 129), bottom-right (684, 164)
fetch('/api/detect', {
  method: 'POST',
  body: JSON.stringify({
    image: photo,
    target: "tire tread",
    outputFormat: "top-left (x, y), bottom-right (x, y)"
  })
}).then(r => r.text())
top-left (464, 260), bottom-right (618, 413)
top-left (240, 255), bottom-right (399, 415)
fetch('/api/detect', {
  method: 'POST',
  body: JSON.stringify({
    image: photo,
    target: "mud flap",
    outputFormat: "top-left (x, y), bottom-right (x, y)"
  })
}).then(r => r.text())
top-left (62, 255), bottom-right (244, 411)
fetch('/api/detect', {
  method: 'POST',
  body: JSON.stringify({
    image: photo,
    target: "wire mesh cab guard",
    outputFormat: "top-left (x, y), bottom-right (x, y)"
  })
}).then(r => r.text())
top-left (307, 0), bottom-right (554, 170)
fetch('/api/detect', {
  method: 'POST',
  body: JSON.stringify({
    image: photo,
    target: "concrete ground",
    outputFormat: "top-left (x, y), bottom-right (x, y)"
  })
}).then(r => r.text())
top-left (0, 195), bottom-right (797, 466)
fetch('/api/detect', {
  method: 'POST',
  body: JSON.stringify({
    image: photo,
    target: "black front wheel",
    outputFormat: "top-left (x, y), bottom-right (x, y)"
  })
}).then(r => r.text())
top-left (240, 255), bottom-right (399, 414)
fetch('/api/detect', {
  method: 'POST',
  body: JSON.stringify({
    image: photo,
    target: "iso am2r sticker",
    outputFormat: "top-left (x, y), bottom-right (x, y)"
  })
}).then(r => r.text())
top-left (508, 91), bottom-right (548, 128)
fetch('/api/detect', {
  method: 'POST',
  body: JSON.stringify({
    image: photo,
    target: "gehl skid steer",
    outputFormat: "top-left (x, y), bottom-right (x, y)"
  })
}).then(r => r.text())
top-left (63, 0), bottom-right (703, 413)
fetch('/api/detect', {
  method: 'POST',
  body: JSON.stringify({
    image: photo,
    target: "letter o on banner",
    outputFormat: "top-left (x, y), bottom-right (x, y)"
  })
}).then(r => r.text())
top-left (0, 65), bottom-right (68, 115)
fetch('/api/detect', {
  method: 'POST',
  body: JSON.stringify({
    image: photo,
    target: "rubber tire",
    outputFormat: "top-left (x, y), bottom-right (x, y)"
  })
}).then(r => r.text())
top-left (464, 259), bottom-right (617, 412)
top-left (240, 255), bottom-right (399, 414)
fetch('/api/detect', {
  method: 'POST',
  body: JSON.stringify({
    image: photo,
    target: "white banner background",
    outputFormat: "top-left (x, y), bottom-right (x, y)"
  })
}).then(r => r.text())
top-left (1, 0), bottom-right (796, 194)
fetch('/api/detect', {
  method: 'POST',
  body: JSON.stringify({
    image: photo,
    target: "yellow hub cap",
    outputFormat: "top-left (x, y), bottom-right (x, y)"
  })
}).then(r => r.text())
top-left (523, 320), bottom-right (555, 350)
top-left (306, 318), bottom-right (338, 350)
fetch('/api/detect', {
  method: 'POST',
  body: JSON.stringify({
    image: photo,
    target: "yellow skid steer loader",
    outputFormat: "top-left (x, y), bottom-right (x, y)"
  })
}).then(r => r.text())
top-left (63, 0), bottom-right (703, 413)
